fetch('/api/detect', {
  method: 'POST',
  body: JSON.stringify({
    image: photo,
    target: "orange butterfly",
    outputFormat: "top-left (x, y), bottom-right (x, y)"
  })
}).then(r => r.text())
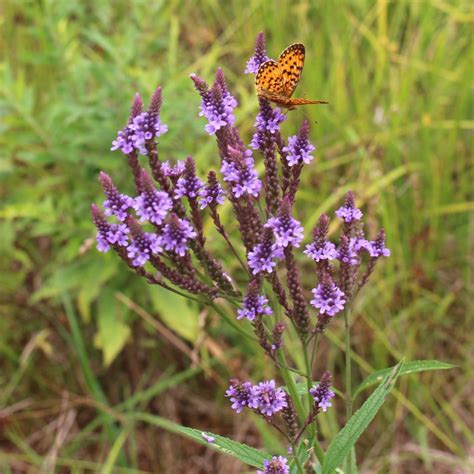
top-left (255, 43), bottom-right (328, 110)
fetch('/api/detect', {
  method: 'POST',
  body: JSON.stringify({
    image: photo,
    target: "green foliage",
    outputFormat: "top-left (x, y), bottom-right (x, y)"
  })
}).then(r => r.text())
top-left (0, 0), bottom-right (472, 471)
top-left (321, 362), bottom-right (403, 474)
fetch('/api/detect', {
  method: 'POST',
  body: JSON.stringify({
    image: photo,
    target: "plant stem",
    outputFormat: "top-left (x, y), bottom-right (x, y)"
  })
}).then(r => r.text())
top-left (302, 340), bottom-right (325, 465)
top-left (291, 442), bottom-right (304, 474)
top-left (277, 351), bottom-right (306, 422)
top-left (344, 307), bottom-right (353, 474)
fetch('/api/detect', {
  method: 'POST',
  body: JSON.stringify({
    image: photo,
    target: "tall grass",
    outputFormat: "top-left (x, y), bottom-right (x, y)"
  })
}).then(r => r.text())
top-left (0, 0), bottom-right (472, 471)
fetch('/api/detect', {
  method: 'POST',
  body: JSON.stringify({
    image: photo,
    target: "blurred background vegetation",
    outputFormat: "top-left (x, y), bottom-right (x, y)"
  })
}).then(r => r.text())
top-left (1, 0), bottom-right (472, 472)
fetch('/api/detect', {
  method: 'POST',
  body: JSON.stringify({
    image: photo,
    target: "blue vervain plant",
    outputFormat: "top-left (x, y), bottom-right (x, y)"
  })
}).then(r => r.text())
top-left (91, 32), bottom-right (453, 473)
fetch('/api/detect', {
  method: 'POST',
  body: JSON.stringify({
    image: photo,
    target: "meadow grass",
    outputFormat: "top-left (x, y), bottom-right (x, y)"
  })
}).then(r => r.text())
top-left (0, 0), bottom-right (472, 472)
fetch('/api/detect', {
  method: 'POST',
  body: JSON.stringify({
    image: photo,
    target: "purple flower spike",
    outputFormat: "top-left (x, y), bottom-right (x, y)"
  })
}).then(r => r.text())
top-left (337, 235), bottom-right (360, 266)
top-left (161, 214), bottom-right (197, 256)
top-left (304, 214), bottom-right (337, 262)
top-left (257, 456), bottom-right (290, 474)
top-left (368, 229), bottom-right (391, 258)
top-left (161, 160), bottom-right (185, 178)
top-left (311, 275), bottom-right (346, 317)
top-left (237, 280), bottom-right (272, 321)
top-left (304, 241), bottom-right (337, 262)
top-left (99, 172), bottom-right (134, 221)
top-left (111, 124), bottom-right (135, 155)
top-left (199, 171), bottom-right (225, 209)
top-left (174, 157), bottom-right (204, 199)
top-left (226, 379), bottom-right (254, 413)
top-left (265, 197), bottom-right (304, 249)
top-left (310, 372), bottom-right (335, 413)
top-left (282, 120), bottom-right (315, 166)
top-left (130, 111), bottom-right (168, 155)
top-left (335, 191), bottom-right (363, 223)
top-left (191, 70), bottom-right (237, 135)
top-left (91, 204), bottom-right (129, 252)
top-left (251, 101), bottom-right (286, 151)
top-left (250, 380), bottom-right (288, 417)
top-left (221, 149), bottom-right (262, 198)
top-left (127, 230), bottom-right (162, 267)
top-left (134, 171), bottom-right (173, 225)
top-left (248, 228), bottom-right (284, 275)
top-left (245, 32), bottom-right (270, 74)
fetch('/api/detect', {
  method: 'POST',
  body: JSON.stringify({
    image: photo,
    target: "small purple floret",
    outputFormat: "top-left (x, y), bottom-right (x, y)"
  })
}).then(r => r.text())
top-left (199, 179), bottom-right (225, 209)
top-left (248, 241), bottom-right (284, 275)
top-left (134, 189), bottom-right (173, 226)
top-left (368, 230), bottom-right (391, 258)
top-left (257, 456), bottom-right (290, 474)
top-left (111, 125), bottom-right (135, 155)
top-left (130, 111), bottom-right (168, 155)
top-left (310, 372), bottom-right (335, 413)
top-left (335, 192), bottom-right (363, 223)
top-left (201, 432), bottom-right (215, 443)
top-left (161, 215), bottom-right (197, 256)
top-left (282, 120), bottom-right (315, 167)
top-left (127, 232), bottom-right (162, 266)
top-left (311, 280), bottom-right (346, 317)
top-left (174, 173), bottom-right (204, 199)
top-left (226, 380), bottom-right (254, 413)
top-left (265, 215), bottom-right (304, 249)
top-left (161, 160), bottom-right (185, 178)
top-left (237, 293), bottom-right (272, 321)
top-left (251, 106), bottom-right (286, 150)
top-left (250, 380), bottom-right (288, 417)
top-left (96, 223), bottom-right (129, 253)
top-left (304, 241), bottom-right (337, 262)
top-left (221, 151), bottom-right (262, 198)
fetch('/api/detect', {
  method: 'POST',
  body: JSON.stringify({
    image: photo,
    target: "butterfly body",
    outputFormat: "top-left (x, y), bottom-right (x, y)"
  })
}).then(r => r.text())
top-left (255, 43), bottom-right (328, 109)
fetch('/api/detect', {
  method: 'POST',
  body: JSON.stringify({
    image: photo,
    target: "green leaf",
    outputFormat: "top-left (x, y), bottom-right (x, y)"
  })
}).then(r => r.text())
top-left (129, 413), bottom-right (270, 468)
top-left (148, 285), bottom-right (199, 343)
top-left (354, 360), bottom-right (456, 397)
top-left (322, 361), bottom-right (404, 474)
top-left (93, 289), bottom-right (130, 367)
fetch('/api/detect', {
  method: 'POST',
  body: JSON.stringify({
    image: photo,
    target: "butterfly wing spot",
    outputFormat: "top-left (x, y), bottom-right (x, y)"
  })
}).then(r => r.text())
top-left (256, 60), bottom-right (285, 96)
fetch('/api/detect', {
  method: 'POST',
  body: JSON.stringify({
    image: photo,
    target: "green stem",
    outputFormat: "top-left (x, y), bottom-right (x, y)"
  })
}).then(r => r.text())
top-left (291, 442), bottom-right (304, 474)
top-left (303, 341), bottom-right (313, 412)
top-left (344, 307), bottom-right (353, 474)
top-left (277, 351), bottom-right (306, 422)
top-left (303, 339), bottom-right (325, 465)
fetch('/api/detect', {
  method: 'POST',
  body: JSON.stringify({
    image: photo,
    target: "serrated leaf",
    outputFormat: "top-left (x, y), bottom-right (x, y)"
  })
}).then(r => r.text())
top-left (322, 361), bottom-right (404, 474)
top-left (93, 290), bottom-right (130, 367)
top-left (354, 360), bottom-right (455, 397)
top-left (148, 285), bottom-right (199, 343)
top-left (129, 412), bottom-right (270, 468)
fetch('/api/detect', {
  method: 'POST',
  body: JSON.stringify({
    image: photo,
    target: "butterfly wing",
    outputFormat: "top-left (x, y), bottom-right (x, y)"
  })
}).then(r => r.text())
top-left (255, 59), bottom-right (286, 99)
top-left (277, 43), bottom-right (305, 98)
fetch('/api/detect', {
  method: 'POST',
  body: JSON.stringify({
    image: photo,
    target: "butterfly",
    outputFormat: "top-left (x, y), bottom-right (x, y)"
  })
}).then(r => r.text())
top-left (255, 43), bottom-right (328, 110)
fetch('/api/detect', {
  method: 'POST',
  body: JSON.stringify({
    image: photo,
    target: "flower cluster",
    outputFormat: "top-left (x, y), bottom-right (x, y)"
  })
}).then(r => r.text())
top-left (245, 32), bottom-right (269, 75)
top-left (237, 282), bottom-right (272, 321)
top-left (221, 149), bottom-right (262, 198)
top-left (310, 372), bottom-right (335, 413)
top-left (111, 90), bottom-right (168, 156)
top-left (226, 379), bottom-right (287, 417)
top-left (310, 277), bottom-right (346, 317)
top-left (191, 69), bottom-right (237, 135)
top-left (257, 456), bottom-right (289, 474)
top-left (248, 228), bottom-right (284, 275)
top-left (282, 120), bottom-right (315, 167)
top-left (265, 197), bottom-right (304, 249)
top-left (251, 102), bottom-right (286, 151)
top-left (92, 31), bottom-right (391, 473)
